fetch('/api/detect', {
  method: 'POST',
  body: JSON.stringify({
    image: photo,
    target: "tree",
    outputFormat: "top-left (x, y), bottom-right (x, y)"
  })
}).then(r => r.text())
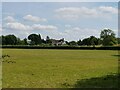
top-left (46, 36), bottom-right (51, 44)
top-left (46, 36), bottom-right (50, 41)
top-left (23, 38), bottom-right (28, 45)
top-left (28, 34), bottom-right (41, 45)
top-left (38, 34), bottom-right (42, 44)
top-left (81, 38), bottom-right (90, 46)
top-left (69, 41), bottom-right (77, 46)
top-left (0, 36), bottom-right (2, 45)
top-left (5, 35), bottom-right (18, 45)
top-left (1, 35), bottom-right (7, 45)
top-left (77, 39), bottom-right (82, 46)
top-left (41, 39), bottom-right (46, 44)
top-left (97, 38), bottom-right (102, 45)
top-left (89, 36), bottom-right (98, 46)
top-left (65, 41), bottom-right (69, 45)
top-left (80, 36), bottom-right (102, 46)
top-left (100, 29), bottom-right (115, 39)
top-left (16, 38), bottom-right (22, 45)
top-left (117, 38), bottom-right (120, 44)
top-left (100, 29), bottom-right (117, 46)
top-left (102, 36), bottom-right (117, 46)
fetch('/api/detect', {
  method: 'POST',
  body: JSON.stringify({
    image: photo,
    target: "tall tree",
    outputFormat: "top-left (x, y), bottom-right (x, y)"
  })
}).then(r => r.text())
top-left (117, 38), bottom-right (120, 44)
top-left (100, 29), bottom-right (115, 39)
top-left (0, 36), bottom-right (2, 45)
top-left (46, 36), bottom-right (51, 44)
top-left (28, 34), bottom-right (42, 45)
top-left (46, 36), bottom-right (50, 41)
top-left (81, 38), bottom-right (90, 46)
top-left (23, 38), bottom-right (28, 45)
top-left (89, 36), bottom-right (97, 46)
top-left (69, 41), bottom-right (77, 46)
top-left (100, 29), bottom-right (117, 46)
top-left (5, 35), bottom-right (18, 45)
top-left (77, 39), bottom-right (82, 46)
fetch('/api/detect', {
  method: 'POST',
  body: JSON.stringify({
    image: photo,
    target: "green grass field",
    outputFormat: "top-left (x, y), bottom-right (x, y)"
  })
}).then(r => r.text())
top-left (0, 63), bottom-right (1, 89)
top-left (2, 49), bottom-right (118, 88)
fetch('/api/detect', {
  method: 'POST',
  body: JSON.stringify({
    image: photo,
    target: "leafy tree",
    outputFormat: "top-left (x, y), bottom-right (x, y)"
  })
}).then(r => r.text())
top-left (89, 36), bottom-right (98, 46)
top-left (77, 39), bottom-right (82, 46)
top-left (38, 34), bottom-right (42, 43)
top-left (100, 29), bottom-right (115, 39)
top-left (30, 41), bottom-right (35, 45)
top-left (5, 35), bottom-right (18, 45)
top-left (28, 34), bottom-right (41, 45)
top-left (46, 36), bottom-right (51, 44)
top-left (100, 29), bottom-right (117, 46)
top-left (97, 38), bottom-right (102, 45)
top-left (69, 41), bottom-right (77, 46)
top-left (0, 38), bottom-right (1, 45)
top-left (1, 36), bottom-right (6, 45)
top-left (16, 38), bottom-right (22, 45)
top-left (117, 38), bottom-right (120, 44)
top-left (102, 36), bottom-right (117, 46)
top-left (23, 38), bottom-right (28, 45)
top-left (46, 36), bottom-right (50, 41)
top-left (81, 36), bottom-right (101, 46)
top-left (19, 38), bottom-right (28, 45)
top-left (41, 39), bottom-right (46, 44)
top-left (65, 41), bottom-right (69, 45)
top-left (81, 38), bottom-right (90, 46)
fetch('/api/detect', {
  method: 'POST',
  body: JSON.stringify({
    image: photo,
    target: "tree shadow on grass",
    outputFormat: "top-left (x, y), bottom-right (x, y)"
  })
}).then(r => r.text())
top-left (112, 55), bottom-right (120, 57)
top-left (112, 54), bottom-right (120, 61)
top-left (74, 73), bottom-right (119, 88)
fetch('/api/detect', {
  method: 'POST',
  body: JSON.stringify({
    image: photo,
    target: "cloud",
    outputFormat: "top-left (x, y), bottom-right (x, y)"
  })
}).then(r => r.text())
top-left (32, 24), bottom-right (58, 31)
top-left (5, 22), bottom-right (32, 31)
top-left (4, 16), bottom-right (16, 22)
top-left (0, 24), bottom-right (2, 35)
top-left (63, 27), bottom-right (101, 41)
top-left (3, 21), bottom-right (117, 41)
top-left (55, 6), bottom-right (117, 20)
top-left (23, 15), bottom-right (47, 22)
top-left (4, 21), bottom-right (58, 31)
top-left (3, 21), bottom-right (58, 39)
top-left (0, 24), bottom-right (2, 32)
top-left (99, 6), bottom-right (118, 14)
top-left (65, 24), bottom-right (71, 28)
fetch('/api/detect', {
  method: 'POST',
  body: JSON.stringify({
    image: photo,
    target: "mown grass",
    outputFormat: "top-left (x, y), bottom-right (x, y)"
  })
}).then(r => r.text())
top-left (2, 49), bottom-right (118, 88)
top-left (0, 63), bottom-right (1, 89)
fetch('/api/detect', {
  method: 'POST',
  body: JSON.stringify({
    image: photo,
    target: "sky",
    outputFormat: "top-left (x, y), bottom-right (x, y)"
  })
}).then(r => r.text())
top-left (1, 0), bottom-right (120, 2)
top-left (0, 1), bottom-right (119, 41)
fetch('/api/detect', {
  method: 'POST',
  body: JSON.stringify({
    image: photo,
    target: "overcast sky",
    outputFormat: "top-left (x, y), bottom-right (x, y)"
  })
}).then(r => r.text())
top-left (1, 2), bottom-right (118, 41)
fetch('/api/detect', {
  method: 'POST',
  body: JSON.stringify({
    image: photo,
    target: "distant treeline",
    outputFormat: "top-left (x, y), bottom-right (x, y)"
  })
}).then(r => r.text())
top-left (0, 28), bottom-right (120, 46)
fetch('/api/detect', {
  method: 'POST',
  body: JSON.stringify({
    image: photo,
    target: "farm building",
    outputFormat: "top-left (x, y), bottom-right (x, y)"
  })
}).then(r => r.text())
top-left (50, 38), bottom-right (64, 46)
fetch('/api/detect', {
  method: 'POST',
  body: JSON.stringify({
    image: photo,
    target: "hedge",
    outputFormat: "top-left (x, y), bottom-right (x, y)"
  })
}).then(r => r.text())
top-left (0, 45), bottom-right (120, 50)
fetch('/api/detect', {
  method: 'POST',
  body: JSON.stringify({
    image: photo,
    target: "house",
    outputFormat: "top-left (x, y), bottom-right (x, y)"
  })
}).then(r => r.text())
top-left (51, 38), bottom-right (64, 46)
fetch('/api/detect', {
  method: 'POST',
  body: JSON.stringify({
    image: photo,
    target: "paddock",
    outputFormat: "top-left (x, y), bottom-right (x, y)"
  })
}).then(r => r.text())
top-left (2, 49), bottom-right (118, 88)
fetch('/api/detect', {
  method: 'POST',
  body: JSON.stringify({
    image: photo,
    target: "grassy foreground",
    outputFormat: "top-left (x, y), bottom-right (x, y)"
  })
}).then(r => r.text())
top-left (2, 49), bottom-right (118, 88)
top-left (0, 64), bottom-right (1, 89)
